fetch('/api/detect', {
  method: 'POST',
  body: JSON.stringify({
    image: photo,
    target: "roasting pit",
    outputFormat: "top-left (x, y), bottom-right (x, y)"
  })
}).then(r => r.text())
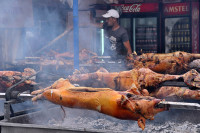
top-left (1, 58), bottom-right (200, 133)
top-left (0, 102), bottom-right (200, 133)
top-left (0, 101), bottom-right (127, 133)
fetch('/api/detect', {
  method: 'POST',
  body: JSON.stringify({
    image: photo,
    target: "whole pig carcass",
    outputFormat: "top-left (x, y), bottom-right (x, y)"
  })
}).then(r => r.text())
top-left (41, 49), bottom-right (99, 72)
top-left (68, 68), bottom-right (200, 101)
top-left (31, 78), bottom-right (166, 130)
top-left (48, 48), bottom-right (98, 65)
top-left (0, 68), bottom-right (36, 92)
top-left (128, 51), bottom-right (200, 74)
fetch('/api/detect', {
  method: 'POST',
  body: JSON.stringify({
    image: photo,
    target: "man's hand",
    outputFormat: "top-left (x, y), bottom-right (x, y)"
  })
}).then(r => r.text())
top-left (126, 53), bottom-right (134, 69)
top-left (123, 41), bottom-right (132, 56)
top-left (126, 53), bottom-right (134, 61)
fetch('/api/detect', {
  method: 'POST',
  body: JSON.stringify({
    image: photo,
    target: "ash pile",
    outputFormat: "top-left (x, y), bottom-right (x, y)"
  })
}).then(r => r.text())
top-left (0, 100), bottom-right (200, 133)
top-left (27, 105), bottom-right (200, 133)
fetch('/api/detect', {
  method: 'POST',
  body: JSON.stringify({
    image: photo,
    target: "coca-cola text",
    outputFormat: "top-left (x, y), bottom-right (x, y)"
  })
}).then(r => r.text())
top-left (121, 4), bottom-right (141, 13)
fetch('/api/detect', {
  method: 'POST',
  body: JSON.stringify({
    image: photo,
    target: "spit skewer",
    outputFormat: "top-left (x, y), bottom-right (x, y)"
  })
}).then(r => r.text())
top-left (161, 81), bottom-right (188, 87)
top-left (0, 93), bottom-right (33, 100)
top-left (2, 92), bottom-right (200, 111)
top-left (157, 101), bottom-right (200, 111)
top-left (5, 70), bottom-right (41, 101)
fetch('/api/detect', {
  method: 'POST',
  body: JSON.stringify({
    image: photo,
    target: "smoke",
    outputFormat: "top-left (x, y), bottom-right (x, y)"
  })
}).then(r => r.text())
top-left (60, 0), bottom-right (68, 5)
top-left (50, 107), bottom-right (200, 132)
top-left (104, 0), bottom-right (119, 4)
top-left (0, 0), bottom-right (34, 66)
top-left (23, 1), bottom-right (67, 57)
top-left (12, 105), bottom-right (200, 132)
top-left (0, 0), bottom-right (126, 73)
top-left (0, 0), bottom-right (68, 69)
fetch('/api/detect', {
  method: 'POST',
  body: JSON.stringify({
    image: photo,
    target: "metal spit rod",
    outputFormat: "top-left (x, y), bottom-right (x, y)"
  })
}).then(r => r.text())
top-left (1, 92), bottom-right (200, 111)
top-left (0, 93), bottom-right (33, 100)
top-left (157, 101), bottom-right (200, 111)
top-left (5, 70), bottom-right (41, 101)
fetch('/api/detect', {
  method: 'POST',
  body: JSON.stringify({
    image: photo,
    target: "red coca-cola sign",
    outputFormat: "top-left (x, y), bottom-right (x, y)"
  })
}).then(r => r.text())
top-left (112, 3), bottom-right (159, 13)
top-left (164, 3), bottom-right (190, 16)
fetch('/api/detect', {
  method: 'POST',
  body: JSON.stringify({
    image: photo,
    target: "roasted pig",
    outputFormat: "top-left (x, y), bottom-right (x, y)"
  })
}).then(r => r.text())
top-left (50, 48), bottom-right (98, 64)
top-left (39, 49), bottom-right (99, 72)
top-left (151, 86), bottom-right (200, 100)
top-left (68, 68), bottom-right (200, 100)
top-left (128, 51), bottom-right (200, 74)
top-left (0, 68), bottom-right (36, 92)
top-left (31, 79), bottom-right (165, 130)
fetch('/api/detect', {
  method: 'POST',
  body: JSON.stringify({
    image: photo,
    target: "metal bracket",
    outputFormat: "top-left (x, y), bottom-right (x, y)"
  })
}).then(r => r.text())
top-left (3, 100), bottom-right (16, 121)
top-left (5, 70), bottom-right (40, 101)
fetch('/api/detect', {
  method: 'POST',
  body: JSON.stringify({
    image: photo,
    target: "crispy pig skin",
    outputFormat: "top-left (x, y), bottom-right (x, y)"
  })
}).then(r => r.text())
top-left (0, 68), bottom-right (36, 92)
top-left (152, 86), bottom-right (200, 100)
top-left (47, 51), bottom-right (200, 74)
top-left (31, 79), bottom-right (165, 130)
top-left (128, 51), bottom-right (200, 74)
top-left (68, 68), bottom-right (180, 91)
top-left (44, 49), bottom-right (98, 66)
top-left (68, 68), bottom-right (200, 100)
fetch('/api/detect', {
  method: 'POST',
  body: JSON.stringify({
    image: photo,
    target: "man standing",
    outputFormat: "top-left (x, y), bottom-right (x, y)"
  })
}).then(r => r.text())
top-left (100, 9), bottom-right (133, 60)
top-left (55, 9), bottom-right (133, 61)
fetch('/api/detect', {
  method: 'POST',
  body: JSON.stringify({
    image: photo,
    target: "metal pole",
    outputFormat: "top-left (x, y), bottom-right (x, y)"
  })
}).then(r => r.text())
top-left (73, 0), bottom-right (79, 70)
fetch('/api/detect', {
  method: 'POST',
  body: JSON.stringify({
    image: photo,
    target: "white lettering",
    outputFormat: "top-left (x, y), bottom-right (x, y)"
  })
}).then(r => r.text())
top-left (168, 7), bottom-right (175, 12)
top-left (121, 4), bottom-right (141, 13)
top-left (165, 5), bottom-right (189, 13)
top-left (182, 6), bottom-right (188, 12)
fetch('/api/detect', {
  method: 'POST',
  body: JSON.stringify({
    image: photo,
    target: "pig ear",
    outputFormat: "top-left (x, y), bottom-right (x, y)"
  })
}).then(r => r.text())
top-left (117, 95), bottom-right (127, 106)
top-left (137, 117), bottom-right (146, 130)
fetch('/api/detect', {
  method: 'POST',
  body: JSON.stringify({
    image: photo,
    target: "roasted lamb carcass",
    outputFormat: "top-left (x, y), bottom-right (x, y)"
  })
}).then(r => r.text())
top-left (128, 51), bottom-right (200, 74)
top-left (0, 68), bottom-right (36, 92)
top-left (31, 79), bottom-right (165, 130)
top-left (68, 68), bottom-right (200, 100)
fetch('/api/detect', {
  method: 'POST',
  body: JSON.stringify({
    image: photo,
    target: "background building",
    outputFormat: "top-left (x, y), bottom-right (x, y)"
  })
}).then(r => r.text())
top-left (0, 0), bottom-right (199, 70)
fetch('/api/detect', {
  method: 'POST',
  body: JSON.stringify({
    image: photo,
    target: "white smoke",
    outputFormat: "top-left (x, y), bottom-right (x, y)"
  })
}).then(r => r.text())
top-left (59, 0), bottom-right (81, 8)
top-left (104, 0), bottom-right (119, 4)
top-left (59, 0), bottom-right (68, 4)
